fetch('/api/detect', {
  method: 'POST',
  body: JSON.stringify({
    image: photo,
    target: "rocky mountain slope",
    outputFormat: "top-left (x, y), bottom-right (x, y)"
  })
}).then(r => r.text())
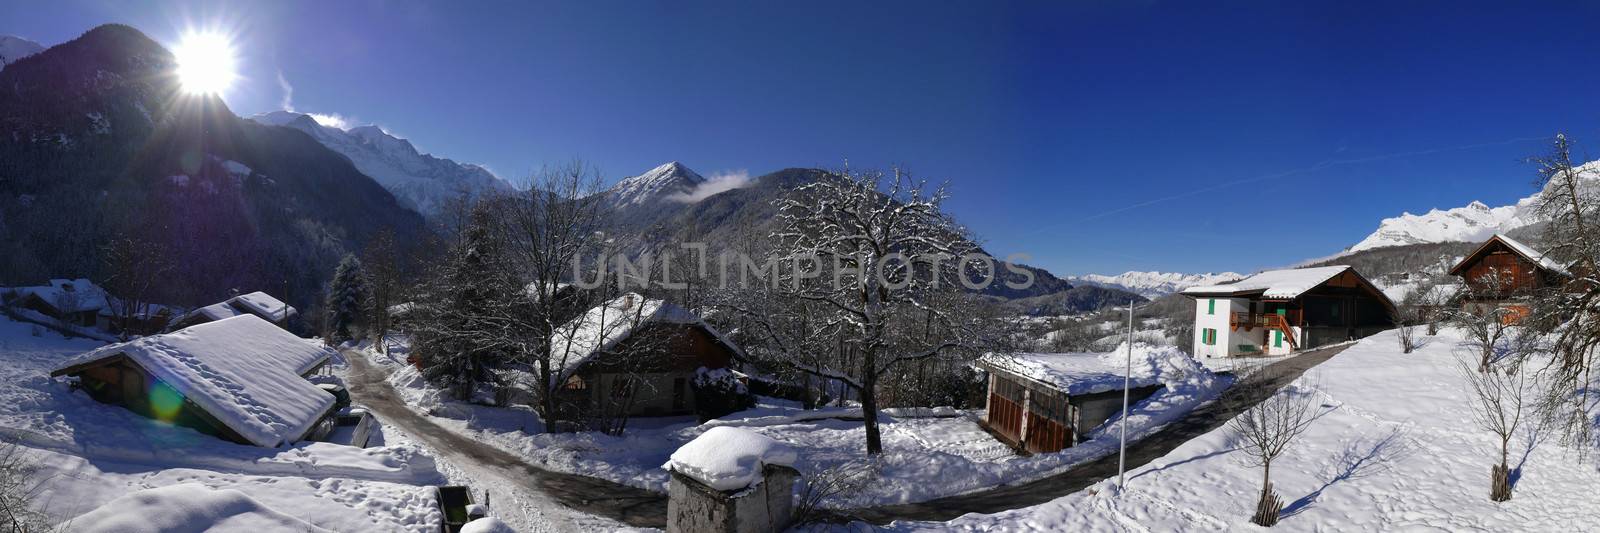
top-left (251, 110), bottom-right (512, 218)
top-left (0, 24), bottom-right (426, 310)
top-left (1346, 161), bottom-right (1600, 253)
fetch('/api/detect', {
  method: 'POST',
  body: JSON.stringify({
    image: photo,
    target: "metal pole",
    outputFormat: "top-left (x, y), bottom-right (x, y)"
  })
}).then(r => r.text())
top-left (1118, 299), bottom-right (1133, 490)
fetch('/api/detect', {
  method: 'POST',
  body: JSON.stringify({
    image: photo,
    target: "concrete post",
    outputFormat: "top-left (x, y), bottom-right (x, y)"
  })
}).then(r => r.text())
top-left (667, 464), bottom-right (800, 533)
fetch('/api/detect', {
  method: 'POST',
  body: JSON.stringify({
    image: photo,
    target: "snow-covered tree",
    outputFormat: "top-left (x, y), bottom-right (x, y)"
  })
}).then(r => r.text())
top-left (325, 254), bottom-right (371, 343)
top-left (410, 203), bottom-right (522, 400)
top-left (757, 166), bottom-right (996, 455)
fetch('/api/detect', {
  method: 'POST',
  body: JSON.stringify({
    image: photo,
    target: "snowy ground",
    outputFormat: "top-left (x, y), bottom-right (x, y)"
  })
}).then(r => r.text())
top-left (888, 328), bottom-right (1600, 531)
top-left (0, 317), bottom-right (450, 531)
top-left (362, 339), bottom-right (1231, 509)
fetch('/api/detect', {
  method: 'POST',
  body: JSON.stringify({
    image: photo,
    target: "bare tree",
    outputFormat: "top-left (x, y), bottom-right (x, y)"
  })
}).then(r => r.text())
top-left (1458, 339), bottom-right (1538, 502)
top-left (790, 458), bottom-right (879, 526)
top-left (498, 161), bottom-right (616, 432)
top-left (99, 236), bottom-right (174, 339)
top-left (1394, 313), bottom-right (1418, 354)
top-left (1525, 134), bottom-right (1600, 454)
top-left (1228, 370), bottom-right (1321, 527)
top-left (1448, 270), bottom-right (1519, 373)
top-left (0, 439), bottom-right (49, 532)
top-left (763, 166), bottom-right (994, 455)
top-left (362, 228), bottom-right (403, 354)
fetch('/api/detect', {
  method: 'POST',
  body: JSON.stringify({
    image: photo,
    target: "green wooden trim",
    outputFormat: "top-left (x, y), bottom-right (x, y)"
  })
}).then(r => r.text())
top-left (1207, 299), bottom-right (1215, 315)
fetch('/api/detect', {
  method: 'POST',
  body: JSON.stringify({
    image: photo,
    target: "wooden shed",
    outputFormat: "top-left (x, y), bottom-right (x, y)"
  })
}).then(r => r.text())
top-left (976, 352), bottom-right (1162, 454)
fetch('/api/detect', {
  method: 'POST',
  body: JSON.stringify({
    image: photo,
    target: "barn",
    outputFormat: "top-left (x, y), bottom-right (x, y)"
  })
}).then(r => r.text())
top-left (975, 352), bottom-right (1162, 454)
top-left (1181, 266), bottom-right (1396, 358)
top-left (170, 291), bottom-right (298, 331)
top-left (1448, 234), bottom-right (1570, 323)
top-left (551, 293), bottom-right (744, 421)
top-left (50, 315), bottom-right (338, 447)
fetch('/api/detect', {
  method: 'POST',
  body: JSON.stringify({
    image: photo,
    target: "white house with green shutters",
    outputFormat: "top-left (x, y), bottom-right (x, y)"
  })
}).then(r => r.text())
top-left (1181, 266), bottom-right (1396, 358)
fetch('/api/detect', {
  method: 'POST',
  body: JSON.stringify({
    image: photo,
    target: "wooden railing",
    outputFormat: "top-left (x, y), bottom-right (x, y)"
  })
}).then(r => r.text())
top-left (1229, 312), bottom-right (1299, 350)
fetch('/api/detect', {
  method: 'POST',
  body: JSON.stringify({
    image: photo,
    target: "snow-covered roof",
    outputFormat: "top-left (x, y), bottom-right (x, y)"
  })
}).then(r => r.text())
top-left (95, 297), bottom-right (177, 318)
top-left (663, 426), bottom-right (798, 491)
top-left (1449, 234), bottom-right (1569, 276)
top-left (231, 291), bottom-right (297, 322)
top-left (551, 293), bottom-right (738, 381)
top-left (66, 483), bottom-right (332, 533)
top-left (180, 291), bottom-right (297, 325)
top-left (1180, 266), bottom-right (1354, 299)
top-left (978, 348), bottom-right (1164, 395)
top-left (52, 315), bottom-right (336, 447)
top-left (7, 278), bottom-right (108, 313)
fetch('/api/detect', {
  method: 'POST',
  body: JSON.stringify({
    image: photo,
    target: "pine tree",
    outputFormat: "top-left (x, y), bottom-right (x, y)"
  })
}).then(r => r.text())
top-left (326, 254), bottom-right (371, 343)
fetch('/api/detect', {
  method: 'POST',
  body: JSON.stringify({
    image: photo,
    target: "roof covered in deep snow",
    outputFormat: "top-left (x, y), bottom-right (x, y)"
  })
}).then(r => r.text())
top-left (1180, 265), bottom-right (1355, 299)
top-left (1448, 233), bottom-right (1570, 276)
top-left (978, 347), bottom-right (1168, 395)
top-left (7, 278), bottom-right (108, 313)
top-left (663, 426), bottom-right (798, 491)
top-left (181, 291), bottom-right (297, 325)
top-left (52, 315), bottom-right (335, 447)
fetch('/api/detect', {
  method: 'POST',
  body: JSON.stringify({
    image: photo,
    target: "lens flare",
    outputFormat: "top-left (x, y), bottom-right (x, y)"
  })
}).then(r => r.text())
top-left (173, 31), bottom-right (237, 95)
top-left (148, 381), bottom-right (185, 422)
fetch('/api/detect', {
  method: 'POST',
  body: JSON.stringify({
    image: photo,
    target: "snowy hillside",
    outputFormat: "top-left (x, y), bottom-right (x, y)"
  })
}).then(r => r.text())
top-left (0, 35), bottom-right (44, 70)
top-left (604, 161), bottom-right (706, 208)
top-left (1346, 161), bottom-right (1600, 253)
top-left (1069, 271), bottom-right (1243, 298)
top-left (251, 110), bottom-right (512, 217)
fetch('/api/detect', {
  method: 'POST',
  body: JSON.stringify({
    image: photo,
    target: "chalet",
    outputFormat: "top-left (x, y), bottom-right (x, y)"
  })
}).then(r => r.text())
top-left (976, 352), bottom-right (1162, 454)
top-left (552, 293), bottom-right (743, 420)
top-left (4, 279), bottom-right (108, 327)
top-left (1448, 234), bottom-right (1570, 323)
top-left (96, 296), bottom-right (177, 337)
top-left (170, 291), bottom-right (298, 331)
top-left (50, 315), bottom-right (338, 447)
top-left (1181, 266), bottom-right (1396, 357)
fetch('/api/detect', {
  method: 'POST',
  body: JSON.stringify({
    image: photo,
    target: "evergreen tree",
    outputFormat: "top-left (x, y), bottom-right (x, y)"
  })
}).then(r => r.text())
top-left (326, 254), bottom-right (371, 343)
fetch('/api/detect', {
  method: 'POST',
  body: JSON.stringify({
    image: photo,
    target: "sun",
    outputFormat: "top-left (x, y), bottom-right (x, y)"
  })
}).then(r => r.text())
top-left (173, 31), bottom-right (237, 95)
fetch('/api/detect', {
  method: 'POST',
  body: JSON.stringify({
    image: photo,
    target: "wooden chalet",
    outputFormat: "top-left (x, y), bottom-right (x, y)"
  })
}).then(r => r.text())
top-left (552, 293), bottom-right (743, 421)
top-left (1448, 234), bottom-right (1570, 323)
top-left (51, 315), bottom-right (337, 447)
top-left (1181, 266), bottom-right (1396, 357)
top-left (976, 352), bottom-right (1162, 454)
top-left (5, 279), bottom-right (107, 327)
top-left (171, 291), bottom-right (298, 331)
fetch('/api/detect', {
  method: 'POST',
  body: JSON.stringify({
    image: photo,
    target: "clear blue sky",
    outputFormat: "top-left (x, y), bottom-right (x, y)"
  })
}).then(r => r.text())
top-left (7, 1), bottom-right (1600, 277)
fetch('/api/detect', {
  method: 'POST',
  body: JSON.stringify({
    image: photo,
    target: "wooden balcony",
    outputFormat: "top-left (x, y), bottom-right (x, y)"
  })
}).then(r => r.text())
top-left (1229, 311), bottom-right (1299, 350)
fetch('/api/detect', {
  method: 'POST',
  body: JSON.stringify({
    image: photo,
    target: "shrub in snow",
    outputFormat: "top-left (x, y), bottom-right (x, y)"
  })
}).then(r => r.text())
top-left (692, 367), bottom-right (754, 422)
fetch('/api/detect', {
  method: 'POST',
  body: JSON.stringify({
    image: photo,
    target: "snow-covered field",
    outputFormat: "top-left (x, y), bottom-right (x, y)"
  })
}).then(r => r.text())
top-left (0, 317), bottom-right (448, 531)
top-left (365, 340), bottom-right (1231, 509)
top-left (891, 328), bottom-right (1600, 531)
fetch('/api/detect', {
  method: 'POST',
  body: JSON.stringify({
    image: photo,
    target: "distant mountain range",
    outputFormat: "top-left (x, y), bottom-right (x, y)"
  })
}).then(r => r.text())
top-left (1345, 161), bottom-right (1600, 253)
top-left (0, 35), bottom-right (43, 70)
top-left (250, 110), bottom-right (512, 218)
top-left (1068, 271), bottom-right (1244, 299)
top-left (0, 24), bottom-right (425, 310)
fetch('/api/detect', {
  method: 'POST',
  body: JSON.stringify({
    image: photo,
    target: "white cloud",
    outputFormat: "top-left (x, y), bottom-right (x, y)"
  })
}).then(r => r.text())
top-left (666, 169), bottom-right (752, 203)
top-left (276, 69), bottom-right (356, 131)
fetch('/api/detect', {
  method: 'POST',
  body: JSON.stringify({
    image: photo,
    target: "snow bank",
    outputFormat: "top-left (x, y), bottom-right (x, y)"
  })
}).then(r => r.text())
top-left (66, 483), bottom-right (332, 532)
top-left (52, 314), bottom-right (335, 447)
top-left (461, 517), bottom-right (517, 533)
top-left (664, 426), bottom-right (797, 491)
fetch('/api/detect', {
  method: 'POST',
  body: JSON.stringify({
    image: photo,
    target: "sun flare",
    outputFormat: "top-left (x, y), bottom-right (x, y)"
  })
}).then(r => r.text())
top-left (173, 31), bottom-right (237, 95)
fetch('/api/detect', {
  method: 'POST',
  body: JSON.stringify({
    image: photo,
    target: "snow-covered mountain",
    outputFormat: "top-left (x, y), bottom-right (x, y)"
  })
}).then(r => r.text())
top-left (1345, 161), bottom-right (1600, 253)
top-left (250, 110), bottom-right (512, 217)
top-left (1068, 271), bottom-right (1244, 299)
top-left (0, 35), bottom-right (44, 71)
top-left (605, 161), bottom-right (706, 208)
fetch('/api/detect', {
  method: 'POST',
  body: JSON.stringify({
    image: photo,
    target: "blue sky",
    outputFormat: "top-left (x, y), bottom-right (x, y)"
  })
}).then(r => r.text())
top-left (6, 1), bottom-right (1600, 277)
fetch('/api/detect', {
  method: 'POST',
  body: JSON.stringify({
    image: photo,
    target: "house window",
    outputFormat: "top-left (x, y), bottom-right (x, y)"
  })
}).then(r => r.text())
top-left (672, 378), bottom-right (687, 410)
top-left (1207, 299), bottom-right (1216, 315)
top-left (1202, 328), bottom-right (1217, 346)
top-left (563, 376), bottom-right (587, 391)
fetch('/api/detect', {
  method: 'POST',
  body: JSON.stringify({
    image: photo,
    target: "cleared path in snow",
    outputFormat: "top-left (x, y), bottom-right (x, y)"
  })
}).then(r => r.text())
top-left (841, 343), bottom-right (1352, 525)
top-left (342, 350), bottom-right (668, 529)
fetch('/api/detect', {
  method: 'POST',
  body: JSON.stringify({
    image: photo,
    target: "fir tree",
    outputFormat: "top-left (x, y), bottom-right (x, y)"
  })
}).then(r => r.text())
top-left (326, 254), bottom-right (371, 343)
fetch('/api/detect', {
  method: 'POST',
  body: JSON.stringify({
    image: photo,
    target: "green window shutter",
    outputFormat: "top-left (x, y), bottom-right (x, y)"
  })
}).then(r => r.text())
top-left (1208, 299), bottom-right (1216, 315)
top-left (1274, 330), bottom-right (1282, 348)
